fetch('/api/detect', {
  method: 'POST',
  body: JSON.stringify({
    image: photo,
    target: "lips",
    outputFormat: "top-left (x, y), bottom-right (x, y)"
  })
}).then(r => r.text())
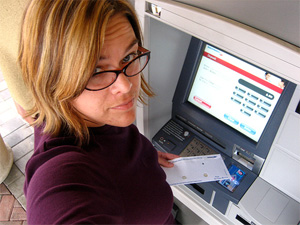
top-left (111, 98), bottom-right (135, 110)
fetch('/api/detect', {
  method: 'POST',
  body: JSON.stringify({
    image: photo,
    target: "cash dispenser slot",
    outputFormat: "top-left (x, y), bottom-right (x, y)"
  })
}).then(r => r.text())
top-left (232, 145), bottom-right (264, 175)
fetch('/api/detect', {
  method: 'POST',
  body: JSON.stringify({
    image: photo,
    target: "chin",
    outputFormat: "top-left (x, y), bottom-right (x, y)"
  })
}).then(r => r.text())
top-left (116, 117), bottom-right (136, 127)
top-left (107, 112), bottom-right (137, 128)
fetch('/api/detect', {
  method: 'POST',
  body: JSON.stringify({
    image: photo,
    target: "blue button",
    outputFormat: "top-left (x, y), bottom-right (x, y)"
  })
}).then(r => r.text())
top-left (240, 123), bottom-right (256, 135)
top-left (224, 114), bottom-right (239, 125)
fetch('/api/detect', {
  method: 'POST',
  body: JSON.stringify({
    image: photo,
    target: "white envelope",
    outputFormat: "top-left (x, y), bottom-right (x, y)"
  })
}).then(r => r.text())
top-left (162, 154), bottom-right (231, 186)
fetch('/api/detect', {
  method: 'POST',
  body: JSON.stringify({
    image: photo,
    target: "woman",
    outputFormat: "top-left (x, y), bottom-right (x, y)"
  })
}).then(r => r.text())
top-left (19, 0), bottom-right (178, 224)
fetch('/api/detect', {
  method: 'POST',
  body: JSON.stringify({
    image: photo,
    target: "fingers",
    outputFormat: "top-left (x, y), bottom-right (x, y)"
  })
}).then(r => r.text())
top-left (158, 157), bottom-right (175, 168)
top-left (157, 151), bottom-right (180, 168)
top-left (157, 151), bottom-right (179, 160)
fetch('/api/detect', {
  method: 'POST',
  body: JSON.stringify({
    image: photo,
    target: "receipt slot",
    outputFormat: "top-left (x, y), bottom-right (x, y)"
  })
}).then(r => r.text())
top-left (232, 145), bottom-right (264, 175)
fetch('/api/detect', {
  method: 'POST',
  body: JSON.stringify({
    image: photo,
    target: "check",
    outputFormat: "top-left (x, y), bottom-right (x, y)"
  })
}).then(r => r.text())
top-left (162, 154), bottom-right (231, 186)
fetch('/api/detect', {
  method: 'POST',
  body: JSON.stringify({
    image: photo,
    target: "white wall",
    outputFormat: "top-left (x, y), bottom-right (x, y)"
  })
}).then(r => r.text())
top-left (147, 18), bottom-right (191, 139)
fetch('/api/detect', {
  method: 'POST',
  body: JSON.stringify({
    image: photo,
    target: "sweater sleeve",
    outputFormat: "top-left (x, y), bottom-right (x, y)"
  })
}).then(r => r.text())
top-left (25, 151), bottom-right (123, 224)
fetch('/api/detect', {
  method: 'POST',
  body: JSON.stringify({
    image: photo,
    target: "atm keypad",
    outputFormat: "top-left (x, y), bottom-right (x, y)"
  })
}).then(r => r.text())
top-left (180, 138), bottom-right (218, 156)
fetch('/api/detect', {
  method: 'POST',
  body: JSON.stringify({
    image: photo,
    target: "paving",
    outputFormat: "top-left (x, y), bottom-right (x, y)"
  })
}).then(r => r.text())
top-left (1, 70), bottom-right (32, 224)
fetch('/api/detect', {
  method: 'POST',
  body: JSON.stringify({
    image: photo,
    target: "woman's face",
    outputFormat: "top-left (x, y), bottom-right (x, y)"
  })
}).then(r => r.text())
top-left (72, 13), bottom-right (141, 127)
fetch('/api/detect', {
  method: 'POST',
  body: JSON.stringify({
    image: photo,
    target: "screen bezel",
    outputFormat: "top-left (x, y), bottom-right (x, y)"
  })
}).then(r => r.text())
top-left (172, 37), bottom-right (296, 159)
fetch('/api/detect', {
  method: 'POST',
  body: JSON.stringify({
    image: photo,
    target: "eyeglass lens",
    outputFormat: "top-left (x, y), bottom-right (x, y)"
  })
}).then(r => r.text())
top-left (86, 53), bottom-right (149, 91)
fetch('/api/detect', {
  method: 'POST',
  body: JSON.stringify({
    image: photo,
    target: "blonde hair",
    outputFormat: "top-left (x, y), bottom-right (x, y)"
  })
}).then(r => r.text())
top-left (19, 0), bottom-right (154, 145)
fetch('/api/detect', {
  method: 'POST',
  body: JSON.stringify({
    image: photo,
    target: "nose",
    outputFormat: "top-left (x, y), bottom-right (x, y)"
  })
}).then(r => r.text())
top-left (110, 72), bottom-right (132, 94)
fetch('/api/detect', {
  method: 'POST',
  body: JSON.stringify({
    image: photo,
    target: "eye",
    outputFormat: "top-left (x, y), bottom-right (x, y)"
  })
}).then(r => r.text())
top-left (93, 67), bottom-right (102, 74)
top-left (122, 52), bottom-right (138, 64)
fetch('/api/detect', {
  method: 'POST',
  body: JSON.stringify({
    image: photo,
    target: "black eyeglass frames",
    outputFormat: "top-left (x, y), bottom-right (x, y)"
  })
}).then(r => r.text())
top-left (85, 46), bottom-right (151, 91)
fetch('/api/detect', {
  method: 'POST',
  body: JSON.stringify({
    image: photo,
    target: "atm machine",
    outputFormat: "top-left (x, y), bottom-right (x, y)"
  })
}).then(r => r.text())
top-left (133, 0), bottom-right (300, 224)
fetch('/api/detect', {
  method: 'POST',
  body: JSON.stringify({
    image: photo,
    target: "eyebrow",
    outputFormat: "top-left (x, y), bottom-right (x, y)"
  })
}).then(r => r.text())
top-left (126, 39), bottom-right (139, 53)
top-left (99, 39), bottom-right (139, 61)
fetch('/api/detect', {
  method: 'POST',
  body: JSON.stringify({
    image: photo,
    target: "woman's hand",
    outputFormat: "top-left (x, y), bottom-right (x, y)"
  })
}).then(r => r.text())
top-left (157, 151), bottom-right (180, 168)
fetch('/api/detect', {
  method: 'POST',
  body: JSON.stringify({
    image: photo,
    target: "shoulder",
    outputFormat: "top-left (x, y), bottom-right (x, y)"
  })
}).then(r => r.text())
top-left (25, 147), bottom-right (123, 224)
top-left (26, 126), bottom-right (106, 196)
top-left (25, 148), bottom-right (96, 198)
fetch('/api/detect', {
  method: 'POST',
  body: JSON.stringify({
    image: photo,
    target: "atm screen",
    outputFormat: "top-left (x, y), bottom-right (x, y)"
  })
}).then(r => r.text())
top-left (187, 44), bottom-right (285, 142)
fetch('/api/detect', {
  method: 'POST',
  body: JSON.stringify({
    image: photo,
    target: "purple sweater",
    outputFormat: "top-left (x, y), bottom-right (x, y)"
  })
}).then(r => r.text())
top-left (24, 124), bottom-right (175, 224)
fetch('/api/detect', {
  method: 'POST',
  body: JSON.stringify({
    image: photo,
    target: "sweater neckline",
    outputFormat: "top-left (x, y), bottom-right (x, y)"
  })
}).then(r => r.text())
top-left (88, 124), bottom-right (114, 134)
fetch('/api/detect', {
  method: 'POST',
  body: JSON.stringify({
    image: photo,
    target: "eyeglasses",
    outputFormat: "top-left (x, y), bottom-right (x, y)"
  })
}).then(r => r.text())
top-left (85, 46), bottom-right (151, 91)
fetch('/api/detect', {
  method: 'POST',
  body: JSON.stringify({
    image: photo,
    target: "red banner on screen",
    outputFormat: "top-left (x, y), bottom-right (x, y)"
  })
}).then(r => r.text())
top-left (203, 52), bottom-right (283, 94)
